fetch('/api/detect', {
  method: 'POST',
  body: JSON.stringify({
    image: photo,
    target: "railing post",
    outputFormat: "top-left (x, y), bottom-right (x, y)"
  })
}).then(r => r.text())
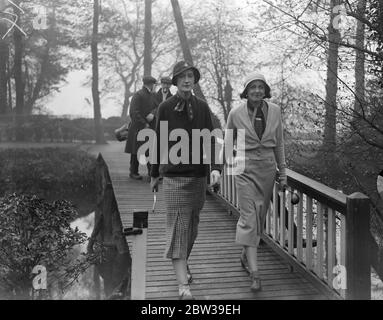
top-left (345, 192), bottom-right (371, 300)
top-left (127, 210), bottom-right (148, 300)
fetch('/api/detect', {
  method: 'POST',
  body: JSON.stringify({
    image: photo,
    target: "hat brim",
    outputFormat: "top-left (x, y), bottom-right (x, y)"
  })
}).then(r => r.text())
top-left (143, 79), bottom-right (156, 85)
top-left (172, 66), bottom-right (201, 86)
top-left (240, 80), bottom-right (271, 99)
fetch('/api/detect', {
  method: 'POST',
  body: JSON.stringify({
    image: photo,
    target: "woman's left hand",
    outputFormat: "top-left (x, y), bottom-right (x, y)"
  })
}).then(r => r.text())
top-left (210, 170), bottom-right (221, 186)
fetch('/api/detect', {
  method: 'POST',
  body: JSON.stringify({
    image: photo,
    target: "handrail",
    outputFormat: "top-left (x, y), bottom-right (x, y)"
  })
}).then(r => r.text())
top-left (286, 169), bottom-right (347, 214)
top-left (211, 165), bottom-right (375, 300)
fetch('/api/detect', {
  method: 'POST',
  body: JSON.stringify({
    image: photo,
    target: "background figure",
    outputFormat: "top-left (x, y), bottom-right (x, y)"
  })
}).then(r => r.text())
top-left (125, 76), bottom-right (157, 180)
top-left (224, 72), bottom-right (287, 292)
top-left (155, 76), bottom-right (173, 105)
top-left (150, 61), bottom-right (221, 300)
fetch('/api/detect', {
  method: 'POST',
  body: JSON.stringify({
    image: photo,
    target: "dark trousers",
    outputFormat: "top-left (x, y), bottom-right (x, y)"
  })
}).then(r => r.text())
top-left (130, 154), bottom-right (151, 175)
top-left (130, 154), bottom-right (139, 175)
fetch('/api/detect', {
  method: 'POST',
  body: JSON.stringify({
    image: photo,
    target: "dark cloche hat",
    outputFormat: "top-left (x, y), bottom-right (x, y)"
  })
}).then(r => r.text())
top-left (171, 61), bottom-right (201, 86)
top-left (160, 76), bottom-right (172, 84)
top-left (143, 75), bottom-right (157, 85)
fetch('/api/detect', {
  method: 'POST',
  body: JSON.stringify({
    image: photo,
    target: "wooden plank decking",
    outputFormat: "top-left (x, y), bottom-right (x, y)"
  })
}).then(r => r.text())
top-left (89, 142), bottom-right (330, 300)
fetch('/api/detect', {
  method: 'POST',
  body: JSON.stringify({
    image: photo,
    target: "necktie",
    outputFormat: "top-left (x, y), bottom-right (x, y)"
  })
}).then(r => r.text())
top-left (254, 105), bottom-right (265, 140)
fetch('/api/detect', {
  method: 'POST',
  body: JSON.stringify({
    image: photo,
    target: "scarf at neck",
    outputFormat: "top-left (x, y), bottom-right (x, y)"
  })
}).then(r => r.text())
top-left (248, 100), bottom-right (263, 111)
top-left (174, 92), bottom-right (194, 122)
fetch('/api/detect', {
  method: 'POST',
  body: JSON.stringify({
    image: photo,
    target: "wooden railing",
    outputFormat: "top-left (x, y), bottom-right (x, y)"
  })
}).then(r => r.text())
top-left (211, 165), bottom-right (379, 300)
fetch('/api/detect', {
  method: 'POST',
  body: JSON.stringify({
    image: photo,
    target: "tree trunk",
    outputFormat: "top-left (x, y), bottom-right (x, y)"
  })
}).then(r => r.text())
top-left (25, 1), bottom-right (56, 115)
top-left (24, 47), bottom-right (50, 115)
top-left (322, 0), bottom-right (341, 154)
top-left (13, 9), bottom-right (25, 141)
top-left (170, 0), bottom-right (206, 101)
top-left (224, 80), bottom-right (233, 121)
top-left (121, 88), bottom-right (131, 121)
top-left (0, 22), bottom-right (8, 114)
top-left (7, 56), bottom-right (12, 112)
top-left (353, 0), bottom-right (366, 120)
top-left (144, 0), bottom-right (152, 76)
top-left (92, 0), bottom-right (106, 144)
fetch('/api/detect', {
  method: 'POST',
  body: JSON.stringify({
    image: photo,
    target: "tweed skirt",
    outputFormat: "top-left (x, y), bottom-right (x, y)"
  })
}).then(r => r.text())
top-left (235, 158), bottom-right (276, 247)
top-left (163, 176), bottom-right (207, 259)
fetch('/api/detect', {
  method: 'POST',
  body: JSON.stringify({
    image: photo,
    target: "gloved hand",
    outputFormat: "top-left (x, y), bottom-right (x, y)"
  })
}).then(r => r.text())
top-left (210, 170), bottom-right (221, 187)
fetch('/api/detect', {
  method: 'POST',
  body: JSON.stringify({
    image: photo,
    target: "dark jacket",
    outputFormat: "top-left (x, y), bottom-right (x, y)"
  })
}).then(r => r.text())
top-left (125, 87), bottom-right (157, 154)
top-left (155, 89), bottom-right (173, 105)
top-left (150, 94), bottom-right (222, 178)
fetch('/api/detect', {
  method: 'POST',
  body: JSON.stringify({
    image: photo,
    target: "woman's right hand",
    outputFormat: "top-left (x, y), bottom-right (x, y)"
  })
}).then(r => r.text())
top-left (279, 177), bottom-right (287, 191)
top-left (276, 170), bottom-right (287, 191)
top-left (146, 113), bottom-right (155, 123)
top-left (151, 177), bottom-right (160, 192)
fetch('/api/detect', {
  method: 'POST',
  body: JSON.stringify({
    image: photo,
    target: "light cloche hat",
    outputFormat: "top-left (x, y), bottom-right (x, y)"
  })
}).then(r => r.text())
top-left (240, 72), bottom-right (271, 99)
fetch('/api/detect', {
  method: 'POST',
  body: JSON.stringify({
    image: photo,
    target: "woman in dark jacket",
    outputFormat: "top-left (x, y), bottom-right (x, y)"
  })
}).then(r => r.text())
top-left (150, 61), bottom-right (221, 299)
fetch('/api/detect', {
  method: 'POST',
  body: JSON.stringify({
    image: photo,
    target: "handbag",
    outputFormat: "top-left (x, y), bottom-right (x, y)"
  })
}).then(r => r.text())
top-left (114, 123), bottom-right (130, 142)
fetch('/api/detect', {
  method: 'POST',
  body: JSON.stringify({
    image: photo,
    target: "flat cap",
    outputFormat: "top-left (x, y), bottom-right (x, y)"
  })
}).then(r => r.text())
top-left (143, 75), bottom-right (157, 85)
top-left (160, 76), bottom-right (172, 84)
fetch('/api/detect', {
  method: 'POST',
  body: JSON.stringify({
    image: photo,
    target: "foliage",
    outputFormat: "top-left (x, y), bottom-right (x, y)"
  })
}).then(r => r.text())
top-left (0, 194), bottom-right (101, 299)
top-left (366, 0), bottom-right (383, 84)
top-left (0, 147), bottom-right (97, 216)
top-left (0, 115), bottom-right (125, 142)
top-left (185, 0), bottom-right (256, 122)
top-left (2, 0), bottom-right (93, 115)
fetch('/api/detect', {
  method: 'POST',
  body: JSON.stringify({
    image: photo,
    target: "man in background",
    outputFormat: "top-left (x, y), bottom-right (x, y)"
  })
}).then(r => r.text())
top-left (125, 76), bottom-right (157, 180)
top-left (155, 76), bottom-right (173, 105)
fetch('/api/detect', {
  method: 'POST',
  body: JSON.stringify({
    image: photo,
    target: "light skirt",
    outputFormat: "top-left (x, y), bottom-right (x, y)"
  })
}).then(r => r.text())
top-left (235, 158), bottom-right (276, 247)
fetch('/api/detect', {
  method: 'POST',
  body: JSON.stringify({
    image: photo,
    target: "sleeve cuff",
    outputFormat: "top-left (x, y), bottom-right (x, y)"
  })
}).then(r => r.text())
top-left (211, 165), bottom-right (223, 174)
top-left (150, 165), bottom-right (160, 178)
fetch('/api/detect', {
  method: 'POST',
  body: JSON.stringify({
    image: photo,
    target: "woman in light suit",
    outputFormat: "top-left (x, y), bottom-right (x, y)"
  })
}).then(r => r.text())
top-left (224, 72), bottom-right (287, 292)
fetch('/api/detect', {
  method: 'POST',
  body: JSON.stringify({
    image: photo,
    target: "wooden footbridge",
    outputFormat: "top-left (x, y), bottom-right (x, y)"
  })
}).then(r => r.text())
top-left (89, 141), bottom-right (382, 300)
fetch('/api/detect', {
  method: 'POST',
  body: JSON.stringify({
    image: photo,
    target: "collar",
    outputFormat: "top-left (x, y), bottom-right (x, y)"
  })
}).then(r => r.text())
top-left (143, 86), bottom-right (152, 93)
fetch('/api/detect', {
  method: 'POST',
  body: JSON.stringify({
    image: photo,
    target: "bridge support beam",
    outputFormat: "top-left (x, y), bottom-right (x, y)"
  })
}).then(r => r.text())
top-left (124, 211), bottom-right (148, 300)
top-left (346, 192), bottom-right (371, 300)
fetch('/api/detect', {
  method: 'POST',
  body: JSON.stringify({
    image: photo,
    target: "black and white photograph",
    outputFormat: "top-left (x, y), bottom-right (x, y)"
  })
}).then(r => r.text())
top-left (0, 0), bottom-right (383, 305)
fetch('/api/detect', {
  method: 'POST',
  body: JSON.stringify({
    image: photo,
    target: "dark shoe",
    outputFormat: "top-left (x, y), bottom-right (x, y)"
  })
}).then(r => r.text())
top-left (240, 253), bottom-right (250, 275)
top-left (129, 173), bottom-right (143, 180)
top-left (250, 271), bottom-right (262, 292)
top-left (187, 265), bottom-right (193, 284)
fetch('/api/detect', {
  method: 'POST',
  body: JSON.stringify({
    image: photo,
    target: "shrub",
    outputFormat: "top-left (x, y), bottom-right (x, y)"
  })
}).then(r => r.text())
top-left (0, 148), bottom-right (97, 216)
top-left (0, 194), bottom-right (100, 300)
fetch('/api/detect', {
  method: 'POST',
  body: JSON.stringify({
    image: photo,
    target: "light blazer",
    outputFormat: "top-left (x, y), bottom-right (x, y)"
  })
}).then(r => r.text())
top-left (225, 101), bottom-right (286, 179)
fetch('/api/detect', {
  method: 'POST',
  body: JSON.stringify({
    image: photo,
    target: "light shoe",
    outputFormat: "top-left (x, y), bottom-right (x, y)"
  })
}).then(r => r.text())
top-left (179, 284), bottom-right (194, 300)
